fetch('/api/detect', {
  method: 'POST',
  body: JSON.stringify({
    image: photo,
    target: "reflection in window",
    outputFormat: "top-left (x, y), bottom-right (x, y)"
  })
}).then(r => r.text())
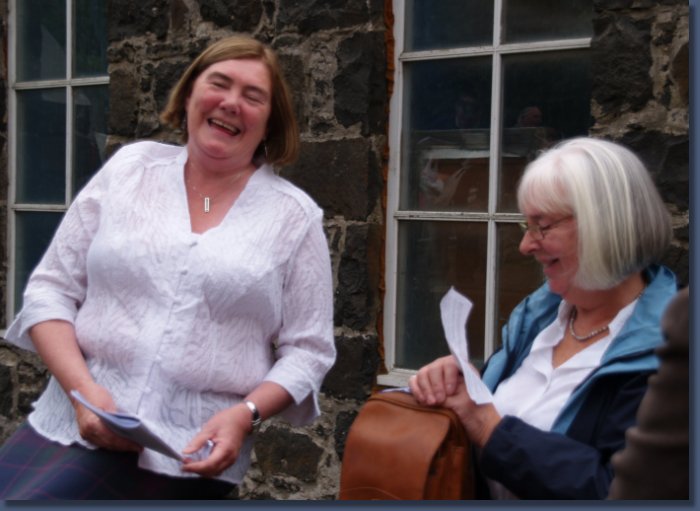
top-left (16, 0), bottom-right (66, 81)
top-left (396, 220), bottom-right (488, 369)
top-left (73, 86), bottom-right (109, 194)
top-left (74, 0), bottom-right (108, 77)
top-left (14, 213), bottom-right (63, 312)
top-left (16, 89), bottom-right (67, 204)
top-left (405, 0), bottom-right (493, 51)
top-left (503, 0), bottom-right (592, 43)
top-left (499, 51), bottom-right (592, 211)
top-left (401, 57), bottom-right (492, 212)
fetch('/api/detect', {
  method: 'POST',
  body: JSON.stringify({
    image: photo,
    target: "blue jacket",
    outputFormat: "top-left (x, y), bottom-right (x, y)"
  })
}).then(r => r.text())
top-left (477, 265), bottom-right (677, 499)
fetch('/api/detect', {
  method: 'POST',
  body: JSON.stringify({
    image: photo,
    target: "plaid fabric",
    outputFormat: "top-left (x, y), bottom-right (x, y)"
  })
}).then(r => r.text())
top-left (0, 422), bottom-right (235, 500)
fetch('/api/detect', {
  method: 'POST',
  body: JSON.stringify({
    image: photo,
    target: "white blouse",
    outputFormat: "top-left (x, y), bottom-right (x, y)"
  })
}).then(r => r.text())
top-left (5, 141), bottom-right (337, 484)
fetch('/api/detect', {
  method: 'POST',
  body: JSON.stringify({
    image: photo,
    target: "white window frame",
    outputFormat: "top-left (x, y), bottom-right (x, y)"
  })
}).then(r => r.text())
top-left (6, 0), bottom-right (109, 326)
top-left (380, 0), bottom-right (591, 387)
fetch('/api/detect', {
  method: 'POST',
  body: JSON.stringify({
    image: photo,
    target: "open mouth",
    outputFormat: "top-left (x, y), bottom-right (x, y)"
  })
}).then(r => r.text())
top-left (209, 118), bottom-right (241, 136)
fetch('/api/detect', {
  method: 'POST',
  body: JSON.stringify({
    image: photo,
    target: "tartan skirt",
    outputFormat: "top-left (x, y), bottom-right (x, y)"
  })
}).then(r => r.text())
top-left (0, 422), bottom-right (235, 500)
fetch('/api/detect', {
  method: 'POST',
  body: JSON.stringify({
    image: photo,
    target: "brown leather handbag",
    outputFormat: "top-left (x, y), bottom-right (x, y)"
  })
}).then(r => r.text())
top-left (338, 390), bottom-right (474, 500)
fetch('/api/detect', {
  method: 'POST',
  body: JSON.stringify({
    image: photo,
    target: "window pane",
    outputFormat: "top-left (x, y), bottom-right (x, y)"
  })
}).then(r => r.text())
top-left (395, 221), bottom-right (487, 369)
top-left (405, 0), bottom-right (493, 51)
top-left (16, 89), bottom-right (66, 204)
top-left (14, 212), bottom-right (63, 310)
top-left (16, 0), bottom-right (66, 81)
top-left (401, 57), bottom-right (492, 211)
top-left (499, 51), bottom-right (592, 211)
top-left (494, 223), bottom-right (543, 350)
top-left (503, 0), bottom-right (592, 43)
top-left (74, 0), bottom-right (108, 77)
top-left (73, 85), bottom-right (109, 194)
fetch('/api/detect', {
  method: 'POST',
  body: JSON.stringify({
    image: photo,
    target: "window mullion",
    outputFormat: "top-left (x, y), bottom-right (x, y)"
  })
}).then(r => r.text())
top-left (65, 0), bottom-right (74, 206)
top-left (6, 0), bottom-right (19, 327)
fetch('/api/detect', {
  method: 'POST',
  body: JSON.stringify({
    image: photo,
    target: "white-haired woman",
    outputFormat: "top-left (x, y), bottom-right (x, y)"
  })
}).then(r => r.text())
top-left (409, 137), bottom-right (677, 499)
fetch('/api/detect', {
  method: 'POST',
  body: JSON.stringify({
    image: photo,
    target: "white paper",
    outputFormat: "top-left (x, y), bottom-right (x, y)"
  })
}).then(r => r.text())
top-left (70, 390), bottom-right (213, 462)
top-left (439, 287), bottom-right (493, 404)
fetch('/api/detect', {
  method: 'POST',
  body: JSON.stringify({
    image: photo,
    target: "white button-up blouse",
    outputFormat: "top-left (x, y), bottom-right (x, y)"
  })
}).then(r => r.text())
top-left (5, 141), bottom-right (337, 484)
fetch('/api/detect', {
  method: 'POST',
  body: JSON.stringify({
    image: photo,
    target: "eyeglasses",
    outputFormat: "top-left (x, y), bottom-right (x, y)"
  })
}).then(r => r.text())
top-left (518, 216), bottom-right (572, 241)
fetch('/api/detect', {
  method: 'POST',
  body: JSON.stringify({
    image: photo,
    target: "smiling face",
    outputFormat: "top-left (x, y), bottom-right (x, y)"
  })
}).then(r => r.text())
top-left (519, 211), bottom-right (579, 297)
top-left (185, 58), bottom-right (272, 171)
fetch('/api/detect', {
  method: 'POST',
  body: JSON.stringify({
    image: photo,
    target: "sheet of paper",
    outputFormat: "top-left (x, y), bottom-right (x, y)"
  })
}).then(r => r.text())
top-left (439, 287), bottom-right (493, 404)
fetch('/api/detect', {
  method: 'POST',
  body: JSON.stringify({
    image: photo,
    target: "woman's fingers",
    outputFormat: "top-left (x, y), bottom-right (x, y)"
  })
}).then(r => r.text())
top-left (411, 355), bottom-right (462, 405)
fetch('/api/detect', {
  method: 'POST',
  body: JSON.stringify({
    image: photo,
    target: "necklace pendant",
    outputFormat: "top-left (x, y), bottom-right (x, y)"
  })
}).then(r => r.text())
top-left (204, 197), bottom-right (211, 213)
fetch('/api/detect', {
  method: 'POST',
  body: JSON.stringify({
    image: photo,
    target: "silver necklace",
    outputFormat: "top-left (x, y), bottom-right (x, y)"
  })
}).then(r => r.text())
top-left (186, 169), bottom-right (247, 213)
top-left (568, 287), bottom-right (646, 342)
top-left (568, 308), bottom-right (609, 342)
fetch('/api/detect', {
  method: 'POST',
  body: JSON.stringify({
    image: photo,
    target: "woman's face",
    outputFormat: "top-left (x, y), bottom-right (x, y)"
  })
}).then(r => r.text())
top-left (519, 210), bottom-right (579, 297)
top-left (185, 58), bottom-right (272, 169)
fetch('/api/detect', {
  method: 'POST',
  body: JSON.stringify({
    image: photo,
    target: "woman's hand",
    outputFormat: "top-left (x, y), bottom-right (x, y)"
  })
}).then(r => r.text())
top-left (180, 403), bottom-right (252, 478)
top-left (409, 355), bottom-right (463, 406)
top-left (444, 380), bottom-right (502, 448)
top-left (71, 383), bottom-right (142, 453)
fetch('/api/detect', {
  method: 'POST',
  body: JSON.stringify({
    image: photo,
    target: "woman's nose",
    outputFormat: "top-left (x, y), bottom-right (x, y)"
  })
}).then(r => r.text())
top-left (519, 230), bottom-right (538, 256)
top-left (221, 91), bottom-right (241, 113)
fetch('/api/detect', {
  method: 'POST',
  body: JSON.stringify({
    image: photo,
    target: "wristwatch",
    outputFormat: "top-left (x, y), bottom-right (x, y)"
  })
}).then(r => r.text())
top-left (244, 400), bottom-right (262, 432)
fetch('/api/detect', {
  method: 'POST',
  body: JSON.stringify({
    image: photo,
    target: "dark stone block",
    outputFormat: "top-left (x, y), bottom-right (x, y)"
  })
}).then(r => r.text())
top-left (254, 427), bottom-right (323, 482)
top-left (277, 54), bottom-right (307, 134)
top-left (618, 131), bottom-right (689, 210)
top-left (334, 32), bottom-right (388, 136)
top-left (281, 139), bottom-right (377, 220)
top-left (108, 68), bottom-right (139, 137)
top-left (153, 59), bottom-right (192, 116)
top-left (108, 0), bottom-right (170, 41)
top-left (662, 243), bottom-right (688, 288)
top-left (198, 0), bottom-right (263, 31)
top-left (672, 42), bottom-right (689, 105)
top-left (334, 409), bottom-right (358, 459)
top-left (277, 0), bottom-right (370, 34)
top-left (334, 223), bottom-right (382, 330)
top-left (592, 14), bottom-right (653, 114)
top-left (0, 366), bottom-right (12, 416)
top-left (322, 335), bottom-right (380, 400)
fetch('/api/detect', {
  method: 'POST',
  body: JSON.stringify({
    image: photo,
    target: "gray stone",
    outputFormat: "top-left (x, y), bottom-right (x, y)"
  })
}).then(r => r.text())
top-left (276, 0), bottom-right (370, 34)
top-left (0, 365), bottom-right (11, 416)
top-left (334, 223), bottom-right (382, 330)
top-left (254, 427), bottom-right (323, 482)
top-left (619, 131), bottom-right (689, 210)
top-left (322, 335), bottom-right (380, 400)
top-left (108, 68), bottom-right (139, 137)
top-left (592, 14), bottom-right (653, 114)
top-left (281, 139), bottom-right (377, 220)
top-left (108, 0), bottom-right (170, 41)
top-left (334, 409), bottom-right (358, 459)
top-left (333, 32), bottom-right (387, 136)
top-left (198, 0), bottom-right (264, 31)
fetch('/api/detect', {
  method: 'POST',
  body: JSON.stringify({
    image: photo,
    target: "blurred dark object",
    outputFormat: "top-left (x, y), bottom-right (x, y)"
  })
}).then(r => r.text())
top-left (608, 286), bottom-right (689, 500)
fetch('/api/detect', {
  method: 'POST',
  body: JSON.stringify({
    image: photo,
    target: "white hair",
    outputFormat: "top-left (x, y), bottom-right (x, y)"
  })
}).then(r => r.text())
top-left (517, 137), bottom-right (672, 289)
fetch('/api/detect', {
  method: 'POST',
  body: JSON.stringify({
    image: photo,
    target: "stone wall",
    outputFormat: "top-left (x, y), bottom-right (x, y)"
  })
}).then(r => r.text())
top-left (591, 0), bottom-right (689, 285)
top-left (0, 0), bottom-right (689, 501)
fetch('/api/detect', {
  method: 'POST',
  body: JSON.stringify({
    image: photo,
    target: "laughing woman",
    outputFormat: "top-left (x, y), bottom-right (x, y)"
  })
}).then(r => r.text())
top-left (410, 137), bottom-right (677, 499)
top-left (0, 34), bottom-right (336, 499)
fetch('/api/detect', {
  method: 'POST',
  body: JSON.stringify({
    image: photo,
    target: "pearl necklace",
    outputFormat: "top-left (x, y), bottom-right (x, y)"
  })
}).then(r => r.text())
top-left (568, 288), bottom-right (646, 342)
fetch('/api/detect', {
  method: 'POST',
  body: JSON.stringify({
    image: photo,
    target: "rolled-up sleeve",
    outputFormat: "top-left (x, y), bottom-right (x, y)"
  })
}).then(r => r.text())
top-left (263, 210), bottom-right (336, 425)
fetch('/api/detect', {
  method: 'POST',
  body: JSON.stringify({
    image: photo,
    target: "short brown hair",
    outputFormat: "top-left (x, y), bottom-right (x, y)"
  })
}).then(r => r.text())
top-left (160, 34), bottom-right (299, 167)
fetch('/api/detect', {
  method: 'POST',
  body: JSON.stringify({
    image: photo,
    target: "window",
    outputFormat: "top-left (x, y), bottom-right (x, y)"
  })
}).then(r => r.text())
top-left (381, 0), bottom-right (593, 385)
top-left (8, 0), bottom-right (109, 320)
